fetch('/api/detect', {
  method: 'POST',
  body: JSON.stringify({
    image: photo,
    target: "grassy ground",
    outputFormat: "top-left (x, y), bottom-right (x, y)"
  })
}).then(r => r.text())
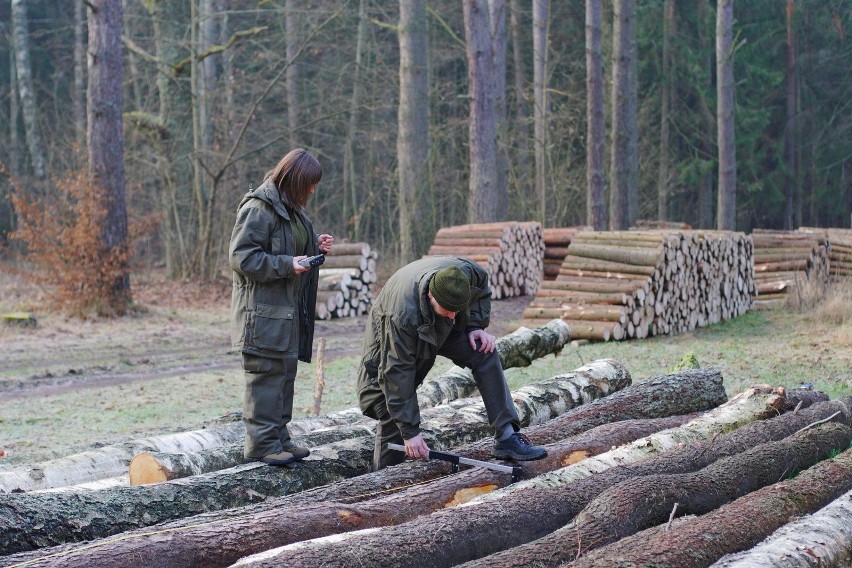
top-left (1, 274), bottom-right (850, 468)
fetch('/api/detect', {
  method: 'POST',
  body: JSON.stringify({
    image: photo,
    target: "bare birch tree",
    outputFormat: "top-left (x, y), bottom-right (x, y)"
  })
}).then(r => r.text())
top-left (11, 0), bottom-right (46, 181)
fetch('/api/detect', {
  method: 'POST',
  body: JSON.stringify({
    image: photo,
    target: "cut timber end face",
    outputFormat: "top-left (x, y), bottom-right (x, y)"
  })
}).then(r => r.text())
top-left (445, 484), bottom-right (499, 508)
top-left (128, 452), bottom-right (170, 485)
top-left (562, 450), bottom-right (591, 466)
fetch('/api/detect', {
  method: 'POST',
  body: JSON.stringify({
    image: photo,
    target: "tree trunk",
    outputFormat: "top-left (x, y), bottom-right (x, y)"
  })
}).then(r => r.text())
top-left (572, 445), bottom-right (852, 568)
top-left (397, 0), bottom-right (429, 261)
top-left (711, 487), bottom-right (852, 568)
top-left (658, 0), bottom-right (673, 221)
top-left (465, 0), bottom-right (500, 223)
top-left (784, 0), bottom-right (797, 231)
top-left (533, 0), bottom-right (548, 222)
top-left (10, 415), bottom-right (696, 568)
top-left (609, 0), bottom-right (637, 230)
top-left (509, 0), bottom-right (531, 198)
top-left (87, 0), bottom-right (131, 311)
top-left (489, 0), bottom-right (510, 222)
top-left (585, 0), bottom-right (606, 230)
top-left (697, 0), bottom-right (714, 229)
top-left (343, 0), bottom-right (367, 241)
top-left (8, 35), bottom-right (21, 177)
top-left (716, 0), bottom-right (736, 230)
top-left (73, 0), bottom-right (87, 152)
top-left (506, 423), bottom-right (852, 566)
top-left (226, 385), bottom-right (786, 568)
top-left (285, 0), bottom-right (300, 147)
top-left (0, 361), bottom-right (625, 553)
top-left (11, 0), bottom-right (46, 181)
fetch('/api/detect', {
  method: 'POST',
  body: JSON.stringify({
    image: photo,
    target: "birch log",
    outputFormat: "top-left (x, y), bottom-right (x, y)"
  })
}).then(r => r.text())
top-left (0, 358), bottom-right (627, 554)
top-left (222, 386), bottom-right (789, 567)
top-left (573, 445), bottom-right (852, 568)
top-left (2, 415), bottom-right (696, 568)
top-left (2, 319), bottom-right (571, 494)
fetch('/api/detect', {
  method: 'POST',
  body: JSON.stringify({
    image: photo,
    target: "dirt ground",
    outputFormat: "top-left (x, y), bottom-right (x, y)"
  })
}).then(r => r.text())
top-left (0, 269), bottom-right (530, 400)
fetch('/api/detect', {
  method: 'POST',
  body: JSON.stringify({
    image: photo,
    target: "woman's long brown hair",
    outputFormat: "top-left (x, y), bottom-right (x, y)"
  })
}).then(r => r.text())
top-left (265, 148), bottom-right (322, 209)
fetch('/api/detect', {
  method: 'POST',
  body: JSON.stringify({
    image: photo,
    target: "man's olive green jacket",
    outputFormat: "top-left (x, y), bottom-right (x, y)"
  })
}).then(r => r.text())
top-left (229, 179), bottom-right (320, 363)
top-left (357, 256), bottom-right (492, 439)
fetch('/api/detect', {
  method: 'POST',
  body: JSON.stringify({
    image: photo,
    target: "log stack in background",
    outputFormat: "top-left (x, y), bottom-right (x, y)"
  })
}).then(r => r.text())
top-left (315, 242), bottom-right (377, 319)
top-left (426, 222), bottom-right (544, 299)
top-left (750, 229), bottom-right (830, 308)
top-left (522, 230), bottom-right (754, 341)
top-left (542, 226), bottom-right (590, 280)
top-left (801, 227), bottom-right (852, 279)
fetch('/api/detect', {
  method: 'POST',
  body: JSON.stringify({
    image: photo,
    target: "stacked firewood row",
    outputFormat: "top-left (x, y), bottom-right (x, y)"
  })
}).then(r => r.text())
top-left (426, 222), bottom-right (544, 299)
top-left (542, 226), bottom-right (590, 280)
top-left (631, 219), bottom-right (692, 231)
top-left (751, 229), bottom-right (831, 308)
top-left (8, 364), bottom-right (852, 568)
top-left (801, 227), bottom-right (852, 279)
top-left (523, 230), bottom-right (755, 341)
top-left (315, 242), bottom-right (377, 319)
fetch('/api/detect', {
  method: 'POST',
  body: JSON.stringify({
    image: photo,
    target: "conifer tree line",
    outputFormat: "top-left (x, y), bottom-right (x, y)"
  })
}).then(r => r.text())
top-left (0, 0), bottom-right (849, 285)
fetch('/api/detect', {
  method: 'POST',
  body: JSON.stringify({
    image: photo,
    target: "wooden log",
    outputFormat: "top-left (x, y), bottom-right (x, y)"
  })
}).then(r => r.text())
top-left (228, 384), bottom-right (790, 568)
top-left (523, 304), bottom-right (628, 324)
top-left (10, 415), bottom-right (698, 568)
top-left (0, 360), bottom-right (629, 554)
top-left (128, 424), bottom-right (376, 485)
top-left (325, 242), bottom-right (369, 256)
top-left (506, 423), bottom-right (852, 566)
top-left (545, 276), bottom-right (648, 294)
top-left (320, 254), bottom-right (368, 270)
top-left (560, 256), bottom-right (657, 276)
top-left (711, 488), bottom-right (852, 567)
top-left (567, 243), bottom-right (663, 267)
top-left (573, 445), bottom-right (852, 568)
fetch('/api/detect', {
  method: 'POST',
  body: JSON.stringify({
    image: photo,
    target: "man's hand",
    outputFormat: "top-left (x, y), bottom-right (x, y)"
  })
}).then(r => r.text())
top-left (403, 434), bottom-right (431, 460)
top-left (317, 233), bottom-right (334, 254)
top-left (468, 329), bottom-right (496, 353)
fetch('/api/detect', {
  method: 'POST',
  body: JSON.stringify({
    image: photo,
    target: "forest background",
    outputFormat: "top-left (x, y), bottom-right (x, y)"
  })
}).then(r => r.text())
top-left (0, 0), bottom-right (849, 299)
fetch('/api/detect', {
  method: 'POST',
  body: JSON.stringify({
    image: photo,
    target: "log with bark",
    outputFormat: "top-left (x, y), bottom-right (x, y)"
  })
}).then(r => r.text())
top-left (751, 229), bottom-right (830, 307)
top-left (490, 422), bottom-right (852, 567)
top-left (711, 489), bottom-right (852, 568)
top-left (570, 444), bottom-right (852, 568)
top-left (427, 222), bottom-right (545, 299)
top-left (0, 359), bottom-right (627, 554)
top-left (1, 364), bottom-right (729, 566)
top-left (217, 384), bottom-right (787, 568)
top-left (2, 319), bottom-right (571, 494)
top-left (543, 226), bottom-right (591, 280)
top-left (2, 415), bottom-right (697, 568)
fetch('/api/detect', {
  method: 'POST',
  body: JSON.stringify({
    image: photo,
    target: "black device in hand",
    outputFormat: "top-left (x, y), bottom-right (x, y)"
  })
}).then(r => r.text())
top-left (298, 254), bottom-right (325, 268)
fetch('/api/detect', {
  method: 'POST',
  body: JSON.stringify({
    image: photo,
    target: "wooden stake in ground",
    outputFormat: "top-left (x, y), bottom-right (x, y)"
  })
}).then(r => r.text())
top-left (313, 337), bottom-right (326, 416)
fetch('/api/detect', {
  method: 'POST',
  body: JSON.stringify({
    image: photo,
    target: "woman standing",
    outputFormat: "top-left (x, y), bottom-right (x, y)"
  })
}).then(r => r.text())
top-left (229, 148), bottom-right (334, 465)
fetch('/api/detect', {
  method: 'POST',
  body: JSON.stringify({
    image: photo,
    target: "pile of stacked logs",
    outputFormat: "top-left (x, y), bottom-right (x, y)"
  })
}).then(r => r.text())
top-left (543, 227), bottom-right (589, 280)
top-left (801, 227), bottom-right (852, 279)
top-left (523, 230), bottom-right (755, 341)
top-left (6, 353), bottom-right (852, 568)
top-left (315, 242), bottom-right (378, 319)
top-left (751, 229), bottom-right (831, 308)
top-left (426, 222), bottom-right (544, 299)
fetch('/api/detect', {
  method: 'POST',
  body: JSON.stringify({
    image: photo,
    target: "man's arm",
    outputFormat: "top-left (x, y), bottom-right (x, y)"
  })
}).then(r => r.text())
top-left (379, 318), bottom-right (423, 441)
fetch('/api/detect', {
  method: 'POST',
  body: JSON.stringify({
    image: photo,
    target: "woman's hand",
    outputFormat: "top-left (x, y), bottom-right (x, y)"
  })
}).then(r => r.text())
top-left (317, 234), bottom-right (334, 254)
top-left (292, 256), bottom-right (311, 274)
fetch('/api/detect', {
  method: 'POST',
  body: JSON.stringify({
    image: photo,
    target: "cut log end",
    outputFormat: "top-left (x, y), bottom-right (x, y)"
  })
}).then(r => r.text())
top-left (445, 484), bottom-right (499, 508)
top-left (129, 452), bottom-right (170, 486)
top-left (562, 450), bottom-right (592, 466)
